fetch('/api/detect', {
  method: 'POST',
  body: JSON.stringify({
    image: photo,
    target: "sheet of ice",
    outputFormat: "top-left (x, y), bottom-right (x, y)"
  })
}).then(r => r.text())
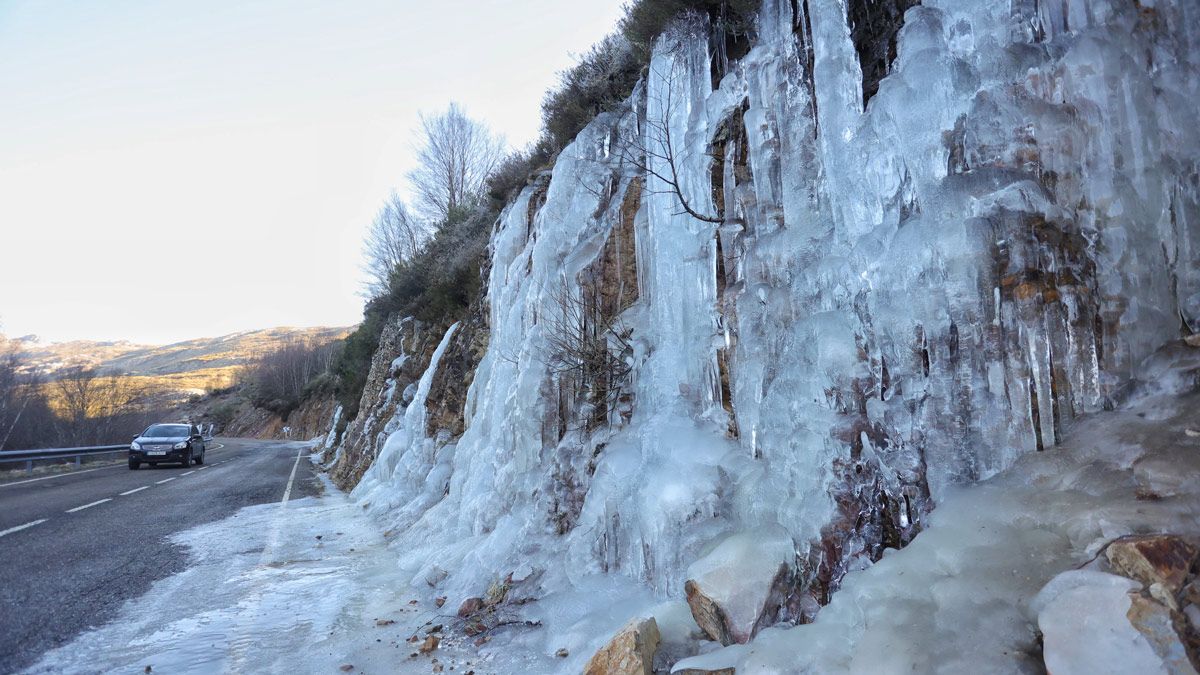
top-left (25, 479), bottom-right (439, 675)
top-left (702, 375), bottom-right (1200, 673)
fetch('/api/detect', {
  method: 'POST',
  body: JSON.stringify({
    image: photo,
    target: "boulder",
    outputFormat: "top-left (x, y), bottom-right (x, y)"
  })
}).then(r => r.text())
top-left (684, 527), bottom-right (795, 645)
top-left (584, 617), bottom-right (661, 675)
top-left (1106, 534), bottom-right (1199, 595)
top-left (1035, 570), bottom-right (1197, 675)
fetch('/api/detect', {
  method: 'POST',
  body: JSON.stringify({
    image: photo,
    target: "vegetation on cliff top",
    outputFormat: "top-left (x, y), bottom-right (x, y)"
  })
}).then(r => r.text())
top-left (330, 0), bottom-right (761, 423)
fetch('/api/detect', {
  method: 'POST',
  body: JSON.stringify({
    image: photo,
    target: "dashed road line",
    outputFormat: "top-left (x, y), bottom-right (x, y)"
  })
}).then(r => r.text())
top-left (197, 466), bottom-right (208, 471)
top-left (155, 477), bottom-right (177, 485)
top-left (119, 486), bottom-right (150, 496)
top-left (181, 470), bottom-right (195, 476)
top-left (66, 498), bottom-right (111, 513)
top-left (0, 519), bottom-right (47, 537)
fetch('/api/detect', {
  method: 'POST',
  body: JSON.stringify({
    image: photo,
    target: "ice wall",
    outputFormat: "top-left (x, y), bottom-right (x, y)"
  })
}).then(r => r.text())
top-left (352, 0), bottom-right (1199, 626)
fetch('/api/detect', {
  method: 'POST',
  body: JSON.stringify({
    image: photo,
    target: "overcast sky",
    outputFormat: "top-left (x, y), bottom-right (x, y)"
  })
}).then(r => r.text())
top-left (0, 0), bottom-right (625, 345)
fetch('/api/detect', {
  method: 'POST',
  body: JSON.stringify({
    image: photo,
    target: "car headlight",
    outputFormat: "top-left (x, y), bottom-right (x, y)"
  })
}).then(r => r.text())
top-left (173, 441), bottom-right (188, 449)
top-left (131, 441), bottom-right (141, 450)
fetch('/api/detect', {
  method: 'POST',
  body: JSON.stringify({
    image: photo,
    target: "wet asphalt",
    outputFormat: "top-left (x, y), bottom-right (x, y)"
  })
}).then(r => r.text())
top-left (0, 438), bottom-right (320, 673)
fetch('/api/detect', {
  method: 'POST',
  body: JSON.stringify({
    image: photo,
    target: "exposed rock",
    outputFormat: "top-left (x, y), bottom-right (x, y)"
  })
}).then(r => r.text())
top-left (1127, 594), bottom-right (1199, 674)
top-left (327, 317), bottom-right (439, 490)
top-left (584, 617), bottom-right (661, 675)
top-left (1107, 535), bottom-right (1199, 595)
top-left (1035, 570), bottom-right (1197, 675)
top-left (424, 298), bottom-right (489, 440)
top-left (457, 597), bottom-right (484, 618)
top-left (419, 635), bottom-right (440, 655)
top-left (684, 527), bottom-right (795, 645)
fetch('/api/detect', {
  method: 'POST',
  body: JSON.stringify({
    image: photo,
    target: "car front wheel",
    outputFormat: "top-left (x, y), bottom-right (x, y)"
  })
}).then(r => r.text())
top-left (181, 450), bottom-right (191, 468)
top-left (129, 459), bottom-right (140, 470)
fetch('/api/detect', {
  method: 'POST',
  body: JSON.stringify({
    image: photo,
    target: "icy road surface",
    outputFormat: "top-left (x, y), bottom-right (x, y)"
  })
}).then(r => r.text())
top-left (0, 439), bottom-right (322, 674)
top-left (22, 464), bottom-right (499, 675)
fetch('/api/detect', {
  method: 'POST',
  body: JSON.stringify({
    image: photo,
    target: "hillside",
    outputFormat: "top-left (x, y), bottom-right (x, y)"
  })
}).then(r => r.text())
top-left (12, 326), bottom-right (352, 379)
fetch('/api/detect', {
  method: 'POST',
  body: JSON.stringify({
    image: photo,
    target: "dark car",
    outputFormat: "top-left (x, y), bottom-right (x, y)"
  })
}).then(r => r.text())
top-left (129, 423), bottom-right (206, 470)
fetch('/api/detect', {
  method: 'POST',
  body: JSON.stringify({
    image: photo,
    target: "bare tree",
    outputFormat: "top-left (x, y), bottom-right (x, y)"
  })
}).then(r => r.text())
top-left (53, 366), bottom-right (144, 446)
top-left (408, 102), bottom-right (506, 222)
top-left (246, 338), bottom-right (341, 415)
top-left (361, 192), bottom-right (431, 297)
top-left (542, 282), bottom-right (634, 430)
top-left (0, 341), bottom-right (53, 450)
top-left (619, 58), bottom-right (730, 225)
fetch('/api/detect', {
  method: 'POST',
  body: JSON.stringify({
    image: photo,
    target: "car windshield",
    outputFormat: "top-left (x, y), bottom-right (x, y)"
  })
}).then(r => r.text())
top-left (142, 424), bottom-right (190, 438)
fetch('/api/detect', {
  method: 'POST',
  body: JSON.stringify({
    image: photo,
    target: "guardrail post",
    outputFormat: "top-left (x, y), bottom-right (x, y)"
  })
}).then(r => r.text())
top-left (75, 455), bottom-right (81, 467)
top-left (26, 459), bottom-right (32, 475)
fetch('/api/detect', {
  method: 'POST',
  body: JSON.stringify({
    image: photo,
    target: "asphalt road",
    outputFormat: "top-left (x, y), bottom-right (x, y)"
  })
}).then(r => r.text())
top-left (0, 438), bottom-right (321, 673)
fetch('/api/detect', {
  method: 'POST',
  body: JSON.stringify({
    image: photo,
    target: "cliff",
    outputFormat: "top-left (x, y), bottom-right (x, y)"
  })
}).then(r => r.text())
top-left (318, 0), bottom-right (1200, 670)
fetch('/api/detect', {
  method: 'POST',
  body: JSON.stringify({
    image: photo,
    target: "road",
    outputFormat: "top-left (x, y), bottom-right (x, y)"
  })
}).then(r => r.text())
top-left (0, 438), bottom-right (321, 674)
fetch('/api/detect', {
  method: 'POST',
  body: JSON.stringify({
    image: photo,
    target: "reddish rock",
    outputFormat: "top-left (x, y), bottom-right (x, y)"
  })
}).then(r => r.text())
top-left (1106, 535), bottom-right (1199, 594)
top-left (458, 597), bottom-right (485, 617)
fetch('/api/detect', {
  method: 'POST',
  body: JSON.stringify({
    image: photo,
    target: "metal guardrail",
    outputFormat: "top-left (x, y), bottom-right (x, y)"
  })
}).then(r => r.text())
top-left (0, 445), bottom-right (131, 475)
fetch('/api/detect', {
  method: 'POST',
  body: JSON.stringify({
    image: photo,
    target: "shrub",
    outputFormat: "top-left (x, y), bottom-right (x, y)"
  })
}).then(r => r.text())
top-left (209, 401), bottom-right (239, 429)
top-left (537, 0), bottom-right (760, 156)
top-left (332, 204), bottom-right (495, 417)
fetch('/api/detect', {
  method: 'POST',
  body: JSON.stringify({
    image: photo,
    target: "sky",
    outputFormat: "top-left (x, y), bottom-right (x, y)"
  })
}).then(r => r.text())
top-left (0, 0), bottom-right (626, 345)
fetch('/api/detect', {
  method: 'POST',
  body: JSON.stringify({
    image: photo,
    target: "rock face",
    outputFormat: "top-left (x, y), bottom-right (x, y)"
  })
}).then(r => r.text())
top-left (339, 0), bottom-right (1200, 653)
top-left (423, 299), bottom-right (489, 440)
top-left (684, 528), bottom-right (795, 645)
top-left (584, 617), bottom-right (661, 675)
top-left (1035, 570), bottom-right (1198, 675)
top-left (218, 393), bottom-right (337, 441)
top-left (323, 318), bottom-right (440, 490)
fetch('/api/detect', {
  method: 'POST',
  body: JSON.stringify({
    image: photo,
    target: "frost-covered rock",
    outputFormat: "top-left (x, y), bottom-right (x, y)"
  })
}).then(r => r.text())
top-left (684, 527), bottom-right (794, 645)
top-left (670, 643), bottom-right (746, 675)
top-left (1106, 535), bottom-right (1199, 596)
top-left (1035, 570), bottom-right (1197, 675)
top-left (583, 616), bottom-right (661, 675)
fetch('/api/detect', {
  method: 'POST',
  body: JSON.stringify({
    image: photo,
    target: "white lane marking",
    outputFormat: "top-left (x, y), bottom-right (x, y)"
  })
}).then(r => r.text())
top-left (155, 477), bottom-right (177, 485)
top-left (197, 466), bottom-right (208, 471)
top-left (119, 486), bottom-right (150, 496)
top-left (281, 446), bottom-right (303, 505)
top-left (0, 518), bottom-right (48, 537)
top-left (181, 470), bottom-right (195, 476)
top-left (66, 498), bottom-right (111, 513)
top-left (0, 465), bottom-right (117, 488)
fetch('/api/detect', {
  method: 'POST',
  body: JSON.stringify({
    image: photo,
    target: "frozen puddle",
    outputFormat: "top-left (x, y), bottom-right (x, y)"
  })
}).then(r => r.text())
top-left (25, 479), bottom-right (487, 675)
